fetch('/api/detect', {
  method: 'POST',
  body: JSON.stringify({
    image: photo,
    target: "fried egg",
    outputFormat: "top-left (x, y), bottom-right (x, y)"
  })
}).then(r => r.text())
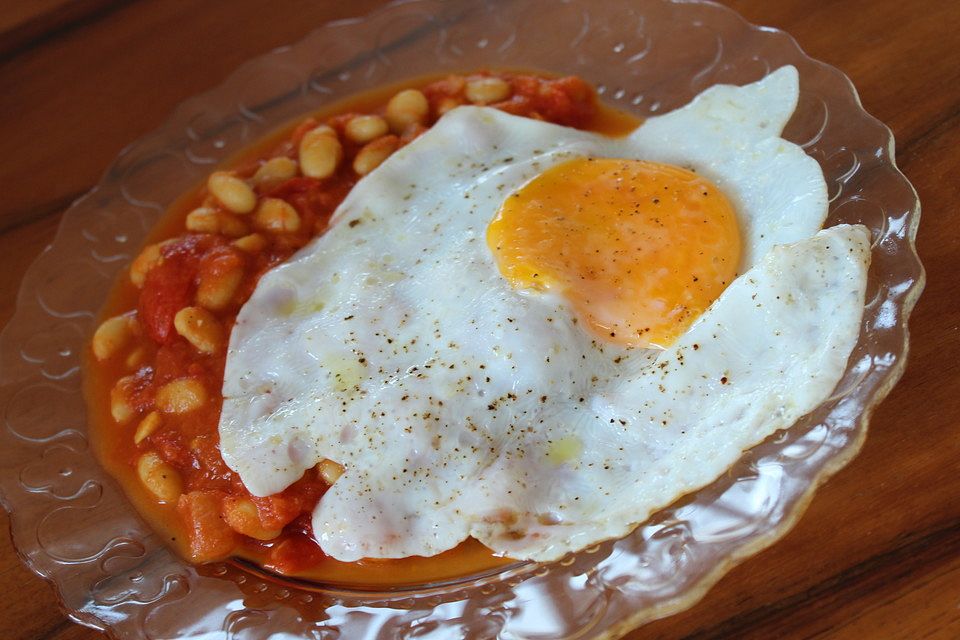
top-left (219, 66), bottom-right (870, 562)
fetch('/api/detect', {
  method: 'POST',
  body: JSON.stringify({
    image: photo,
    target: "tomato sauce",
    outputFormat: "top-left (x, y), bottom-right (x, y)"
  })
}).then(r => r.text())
top-left (85, 70), bottom-right (640, 587)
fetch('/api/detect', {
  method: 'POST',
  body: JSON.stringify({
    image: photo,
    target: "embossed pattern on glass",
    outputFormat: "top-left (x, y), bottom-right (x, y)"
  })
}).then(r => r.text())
top-left (0, 1), bottom-right (923, 638)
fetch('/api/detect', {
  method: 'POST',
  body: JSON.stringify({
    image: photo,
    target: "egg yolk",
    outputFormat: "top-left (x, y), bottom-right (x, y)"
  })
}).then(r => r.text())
top-left (488, 158), bottom-right (741, 349)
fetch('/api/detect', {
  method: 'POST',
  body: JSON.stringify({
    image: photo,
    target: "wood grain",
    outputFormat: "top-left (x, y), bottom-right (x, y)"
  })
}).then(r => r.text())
top-left (0, 0), bottom-right (957, 638)
top-left (0, 0), bottom-right (123, 58)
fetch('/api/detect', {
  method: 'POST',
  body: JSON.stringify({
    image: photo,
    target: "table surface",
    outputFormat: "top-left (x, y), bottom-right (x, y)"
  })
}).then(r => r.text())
top-left (0, 1), bottom-right (957, 638)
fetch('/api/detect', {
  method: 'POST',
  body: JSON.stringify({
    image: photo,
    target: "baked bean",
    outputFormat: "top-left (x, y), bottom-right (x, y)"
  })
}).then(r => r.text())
top-left (430, 74), bottom-right (466, 96)
top-left (252, 156), bottom-right (298, 186)
top-left (196, 250), bottom-right (244, 311)
top-left (125, 347), bottom-right (147, 371)
top-left (207, 171), bottom-right (257, 214)
top-left (130, 242), bottom-right (163, 288)
top-left (385, 89), bottom-right (429, 133)
top-left (344, 114), bottom-right (389, 144)
top-left (92, 314), bottom-right (136, 361)
top-left (156, 378), bottom-right (206, 414)
top-left (184, 206), bottom-right (219, 233)
top-left (134, 411), bottom-right (162, 445)
top-left (232, 233), bottom-right (267, 253)
top-left (110, 377), bottom-right (135, 424)
top-left (217, 213), bottom-right (249, 238)
top-left (299, 126), bottom-right (342, 179)
top-left (465, 77), bottom-right (511, 104)
top-left (173, 306), bottom-right (222, 354)
top-left (318, 458), bottom-right (344, 484)
top-left (137, 452), bottom-right (182, 503)
top-left (222, 497), bottom-right (282, 541)
top-left (253, 198), bottom-right (301, 234)
top-left (185, 207), bottom-right (249, 238)
top-left (353, 135), bottom-right (400, 176)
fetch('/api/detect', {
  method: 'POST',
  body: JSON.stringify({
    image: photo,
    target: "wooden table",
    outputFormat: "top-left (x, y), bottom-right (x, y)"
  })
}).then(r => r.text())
top-left (0, 1), bottom-right (956, 638)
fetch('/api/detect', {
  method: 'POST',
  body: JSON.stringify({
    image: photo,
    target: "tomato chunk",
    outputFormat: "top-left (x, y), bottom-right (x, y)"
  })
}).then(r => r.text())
top-left (139, 254), bottom-right (195, 343)
top-left (138, 235), bottom-right (224, 343)
top-left (267, 535), bottom-right (326, 574)
top-left (177, 490), bottom-right (238, 562)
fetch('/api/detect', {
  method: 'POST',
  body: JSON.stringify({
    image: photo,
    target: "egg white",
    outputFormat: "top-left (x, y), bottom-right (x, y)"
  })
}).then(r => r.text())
top-left (219, 66), bottom-right (869, 561)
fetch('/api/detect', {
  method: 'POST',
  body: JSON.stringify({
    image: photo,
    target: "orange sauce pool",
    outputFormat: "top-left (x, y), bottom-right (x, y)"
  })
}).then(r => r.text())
top-left (85, 70), bottom-right (641, 587)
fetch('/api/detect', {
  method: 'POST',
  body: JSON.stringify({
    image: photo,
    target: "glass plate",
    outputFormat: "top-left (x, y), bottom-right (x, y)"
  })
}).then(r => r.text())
top-left (0, 0), bottom-right (924, 638)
